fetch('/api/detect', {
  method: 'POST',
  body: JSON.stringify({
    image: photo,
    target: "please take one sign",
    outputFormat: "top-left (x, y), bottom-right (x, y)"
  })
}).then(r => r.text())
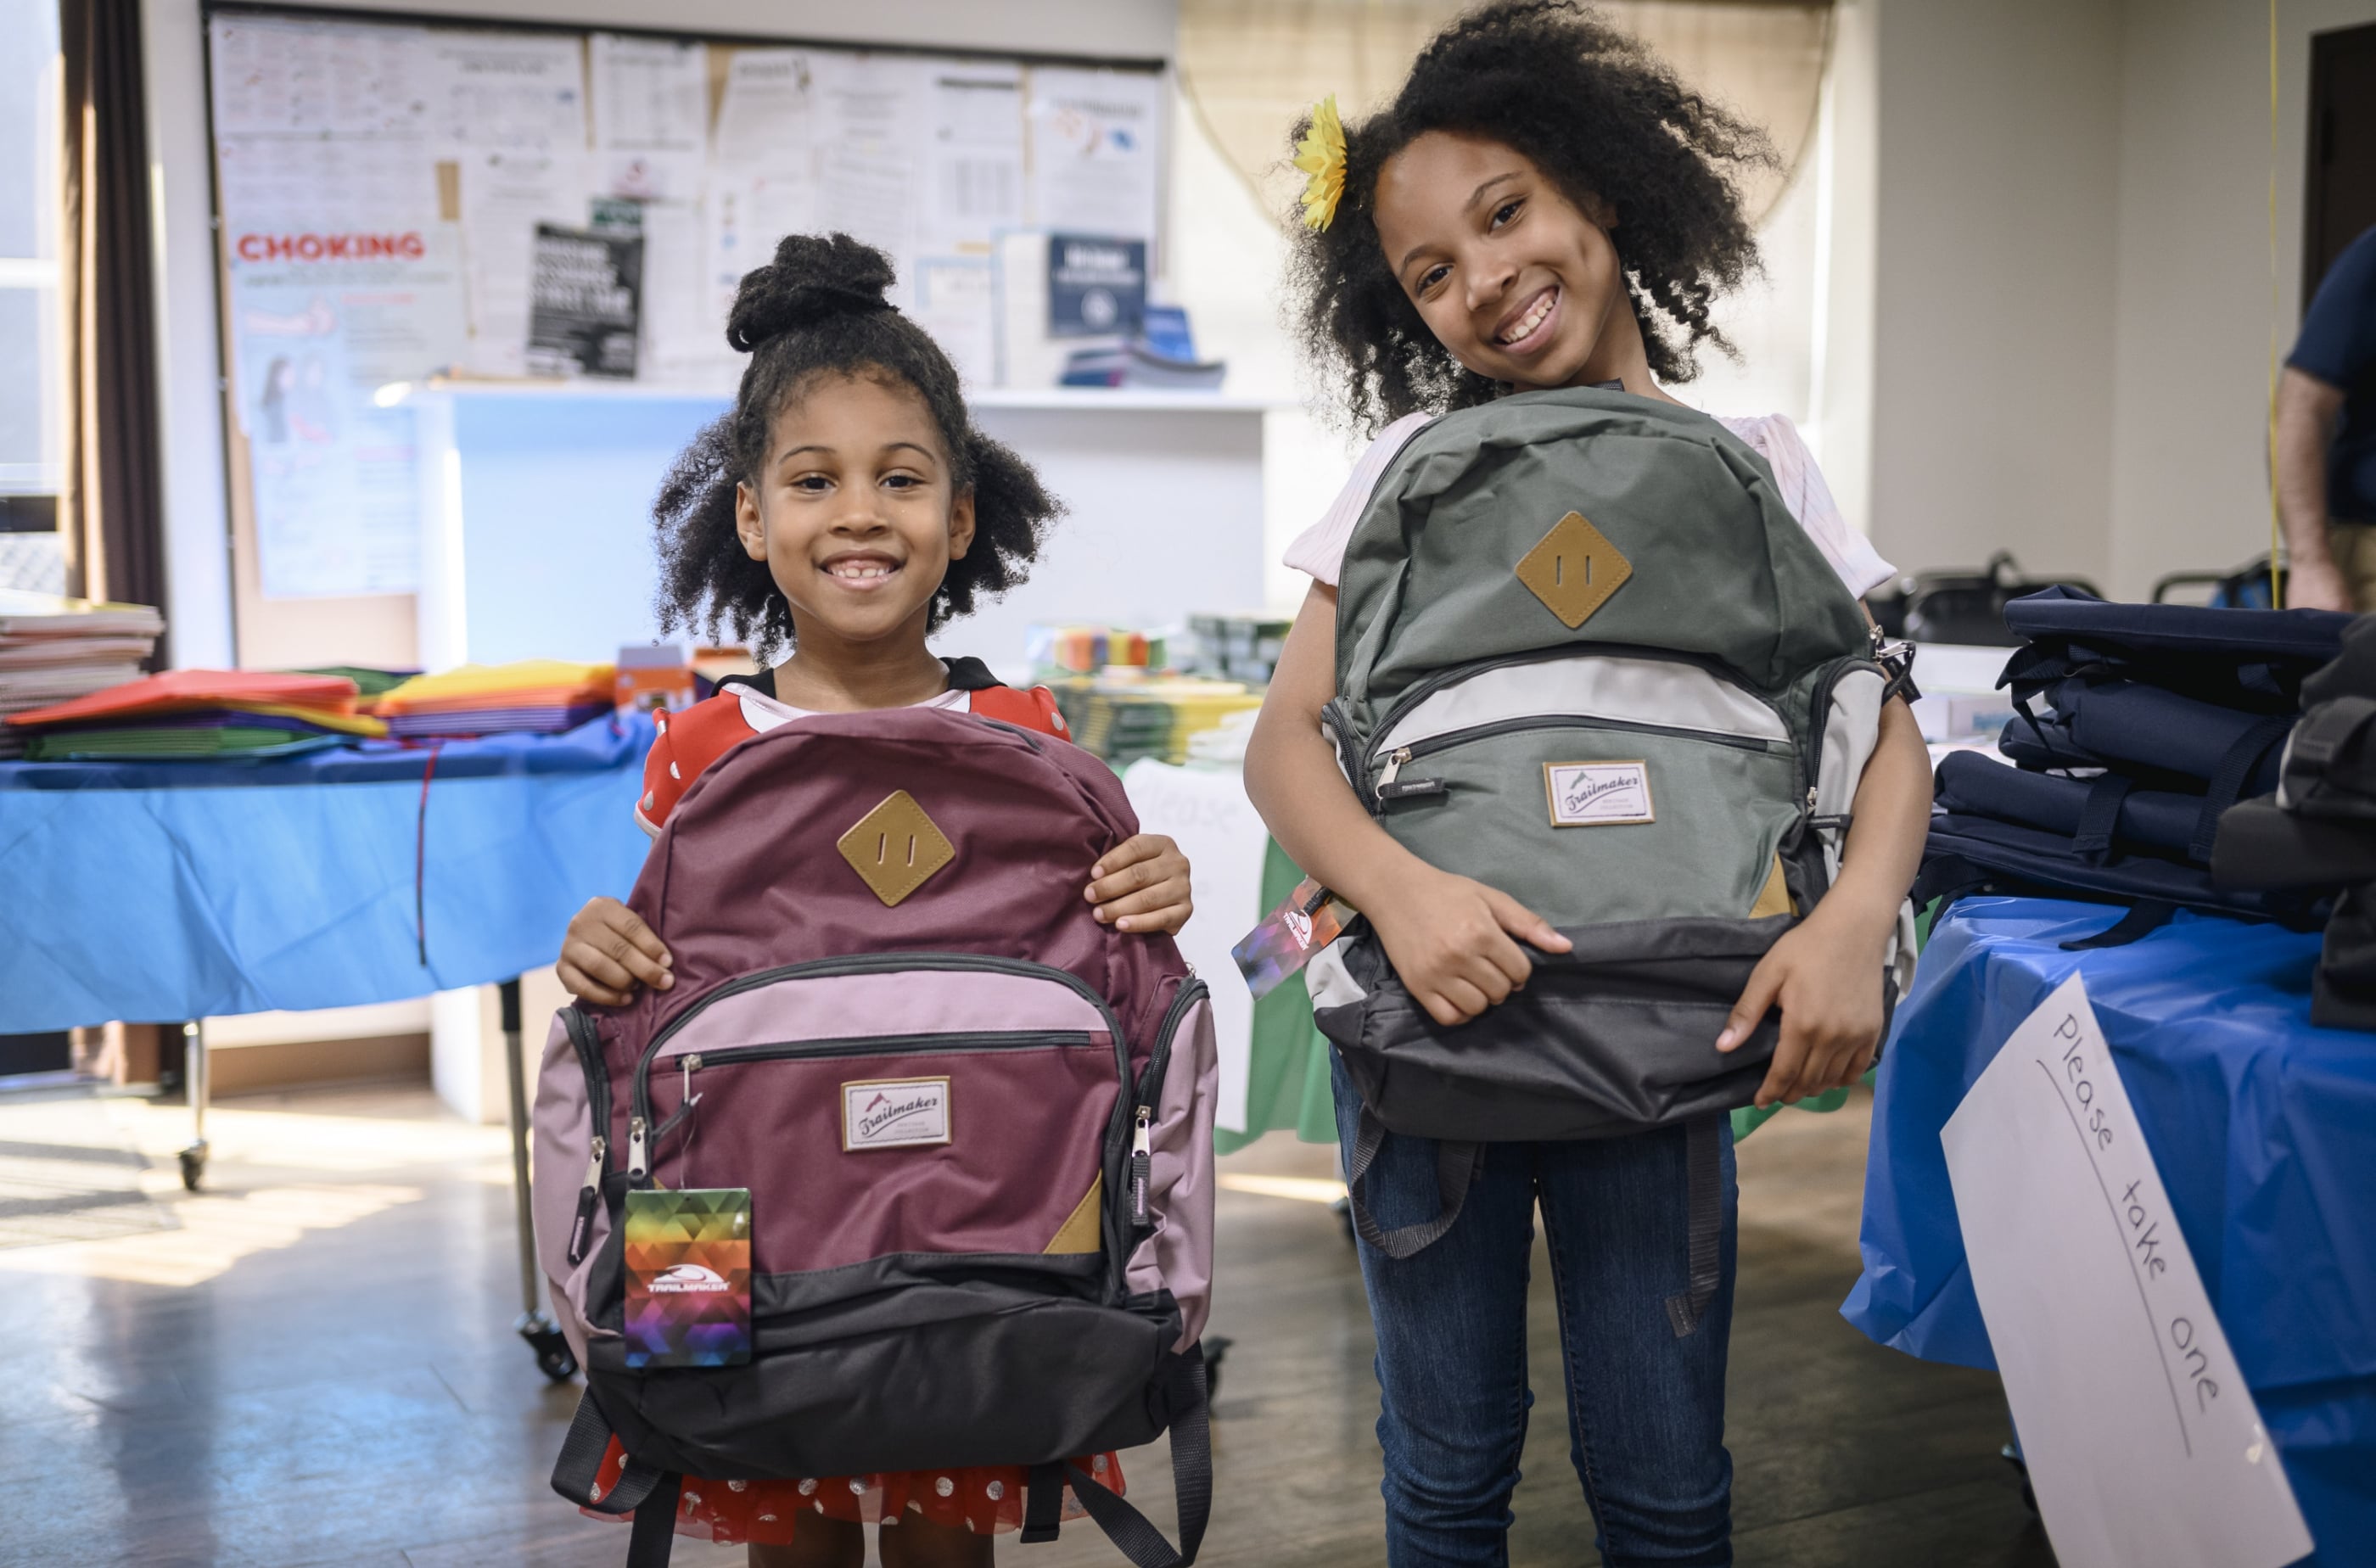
top-left (1942, 973), bottom-right (2313, 1568)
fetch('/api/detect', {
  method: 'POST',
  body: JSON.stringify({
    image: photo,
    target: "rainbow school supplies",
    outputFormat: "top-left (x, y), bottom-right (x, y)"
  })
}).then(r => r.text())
top-left (5, 669), bottom-right (385, 760)
top-left (374, 660), bottom-right (616, 737)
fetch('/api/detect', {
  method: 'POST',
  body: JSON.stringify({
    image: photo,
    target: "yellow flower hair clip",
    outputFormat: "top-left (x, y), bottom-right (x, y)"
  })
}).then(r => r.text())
top-left (1293, 94), bottom-right (1347, 232)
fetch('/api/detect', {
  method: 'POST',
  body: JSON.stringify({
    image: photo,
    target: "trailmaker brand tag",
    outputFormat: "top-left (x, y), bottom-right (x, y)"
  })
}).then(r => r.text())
top-left (1544, 760), bottom-right (1656, 826)
top-left (1232, 875), bottom-right (1359, 1002)
top-left (843, 1077), bottom-right (952, 1151)
top-left (624, 1187), bottom-right (751, 1369)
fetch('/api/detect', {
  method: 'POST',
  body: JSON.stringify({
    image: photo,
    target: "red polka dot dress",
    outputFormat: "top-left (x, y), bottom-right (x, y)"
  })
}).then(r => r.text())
top-left (581, 1441), bottom-right (1125, 1546)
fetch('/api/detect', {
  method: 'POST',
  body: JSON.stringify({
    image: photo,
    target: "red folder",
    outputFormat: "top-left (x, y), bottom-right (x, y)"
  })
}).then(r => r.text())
top-left (6, 669), bottom-right (360, 728)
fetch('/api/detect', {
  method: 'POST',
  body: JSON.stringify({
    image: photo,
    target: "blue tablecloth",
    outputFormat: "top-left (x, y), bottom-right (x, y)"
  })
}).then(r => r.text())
top-left (0, 713), bottom-right (654, 1032)
top-left (1846, 897), bottom-right (2376, 1563)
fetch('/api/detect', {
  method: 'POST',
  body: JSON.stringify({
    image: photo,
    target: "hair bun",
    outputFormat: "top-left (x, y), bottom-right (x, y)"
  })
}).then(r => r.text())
top-left (726, 232), bottom-right (897, 353)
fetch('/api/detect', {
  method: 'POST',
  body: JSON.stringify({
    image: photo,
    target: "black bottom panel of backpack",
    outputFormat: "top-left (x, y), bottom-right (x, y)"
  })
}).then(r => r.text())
top-left (1318, 918), bottom-right (1790, 1142)
top-left (587, 1285), bottom-right (1185, 1481)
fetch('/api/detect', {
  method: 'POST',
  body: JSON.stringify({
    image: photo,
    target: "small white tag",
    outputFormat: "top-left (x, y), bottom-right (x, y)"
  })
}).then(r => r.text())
top-left (842, 1078), bottom-right (952, 1151)
top-left (1544, 760), bottom-right (1656, 826)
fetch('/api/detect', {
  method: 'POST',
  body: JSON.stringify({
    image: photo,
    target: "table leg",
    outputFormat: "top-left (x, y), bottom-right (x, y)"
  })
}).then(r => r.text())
top-left (178, 1021), bottom-right (210, 1191)
top-left (502, 977), bottom-right (577, 1382)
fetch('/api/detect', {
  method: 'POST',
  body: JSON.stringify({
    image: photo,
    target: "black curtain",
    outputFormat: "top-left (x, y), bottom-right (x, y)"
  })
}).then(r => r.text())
top-left (59, 0), bottom-right (170, 650)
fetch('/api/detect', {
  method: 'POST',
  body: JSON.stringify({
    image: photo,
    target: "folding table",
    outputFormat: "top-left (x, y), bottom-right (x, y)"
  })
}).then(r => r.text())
top-left (1846, 895), bottom-right (2376, 1563)
top-left (0, 711), bottom-right (654, 1379)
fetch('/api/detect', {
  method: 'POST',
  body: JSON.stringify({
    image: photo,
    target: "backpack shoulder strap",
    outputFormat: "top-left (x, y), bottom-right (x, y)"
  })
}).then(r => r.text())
top-left (967, 678), bottom-right (1070, 739)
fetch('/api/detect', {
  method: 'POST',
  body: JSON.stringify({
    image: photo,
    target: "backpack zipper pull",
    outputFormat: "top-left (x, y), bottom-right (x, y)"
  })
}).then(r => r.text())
top-left (626, 1116), bottom-right (648, 1183)
top-left (1130, 1106), bottom-right (1153, 1225)
top-left (681, 1054), bottom-right (703, 1108)
top-left (566, 1134), bottom-right (606, 1265)
top-left (1377, 747), bottom-right (1412, 788)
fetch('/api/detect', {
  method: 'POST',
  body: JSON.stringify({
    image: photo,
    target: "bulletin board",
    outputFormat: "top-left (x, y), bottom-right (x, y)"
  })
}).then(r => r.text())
top-left (200, 3), bottom-right (1168, 604)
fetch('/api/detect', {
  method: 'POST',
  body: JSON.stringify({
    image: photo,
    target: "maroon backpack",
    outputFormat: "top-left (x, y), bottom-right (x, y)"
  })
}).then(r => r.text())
top-left (530, 706), bottom-right (1218, 1565)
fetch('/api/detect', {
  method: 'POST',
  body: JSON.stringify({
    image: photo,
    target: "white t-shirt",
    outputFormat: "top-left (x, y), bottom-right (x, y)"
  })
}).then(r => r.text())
top-left (1285, 408), bottom-right (1895, 598)
top-left (731, 681), bottom-right (971, 736)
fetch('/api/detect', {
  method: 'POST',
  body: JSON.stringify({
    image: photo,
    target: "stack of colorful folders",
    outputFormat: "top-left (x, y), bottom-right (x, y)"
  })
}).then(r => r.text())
top-left (4, 669), bottom-right (385, 761)
top-left (374, 660), bottom-right (617, 738)
top-left (0, 591), bottom-right (167, 758)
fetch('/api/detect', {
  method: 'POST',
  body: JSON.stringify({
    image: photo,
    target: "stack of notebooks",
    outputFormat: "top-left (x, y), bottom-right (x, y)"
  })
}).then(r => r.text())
top-left (374, 660), bottom-right (617, 738)
top-left (0, 591), bottom-right (166, 758)
top-left (4, 669), bottom-right (386, 761)
top-left (1051, 672), bottom-right (1263, 770)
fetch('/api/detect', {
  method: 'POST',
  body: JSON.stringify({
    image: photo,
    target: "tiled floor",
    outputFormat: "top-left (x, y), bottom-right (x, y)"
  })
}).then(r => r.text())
top-left (0, 1080), bottom-right (2053, 1566)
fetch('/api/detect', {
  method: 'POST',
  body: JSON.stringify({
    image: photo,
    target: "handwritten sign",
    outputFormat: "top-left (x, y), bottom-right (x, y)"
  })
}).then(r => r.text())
top-left (1942, 974), bottom-right (2312, 1568)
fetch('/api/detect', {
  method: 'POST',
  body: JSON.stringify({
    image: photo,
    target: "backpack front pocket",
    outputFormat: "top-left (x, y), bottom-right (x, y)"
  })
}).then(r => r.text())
top-left (1364, 651), bottom-right (1805, 927)
top-left (626, 955), bottom-right (1131, 1279)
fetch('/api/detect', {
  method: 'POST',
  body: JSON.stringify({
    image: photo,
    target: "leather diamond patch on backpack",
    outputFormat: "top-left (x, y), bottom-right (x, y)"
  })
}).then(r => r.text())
top-left (1516, 512), bottom-right (1632, 629)
top-left (837, 791), bottom-right (955, 906)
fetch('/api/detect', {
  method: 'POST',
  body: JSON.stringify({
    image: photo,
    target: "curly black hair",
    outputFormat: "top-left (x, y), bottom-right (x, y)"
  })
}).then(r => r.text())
top-left (1288, 0), bottom-right (1777, 434)
top-left (653, 232), bottom-right (1059, 659)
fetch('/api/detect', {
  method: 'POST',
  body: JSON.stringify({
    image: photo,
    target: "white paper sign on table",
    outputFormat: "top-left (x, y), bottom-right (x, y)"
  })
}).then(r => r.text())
top-left (1119, 759), bottom-right (1268, 1134)
top-left (1942, 974), bottom-right (2312, 1568)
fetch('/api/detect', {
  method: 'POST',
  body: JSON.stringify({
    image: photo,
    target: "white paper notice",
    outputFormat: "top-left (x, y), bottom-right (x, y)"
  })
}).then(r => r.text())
top-left (227, 232), bottom-right (465, 597)
top-left (1026, 66), bottom-right (1163, 244)
top-left (424, 33), bottom-right (587, 154)
top-left (209, 14), bottom-right (434, 142)
top-left (457, 148), bottom-right (591, 376)
top-left (811, 53), bottom-right (928, 301)
top-left (590, 34), bottom-right (708, 201)
top-left (209, 10), bottom-right (462, 598)
top-left (923, 63), bottom-right (1024, 253)
top-left (1941, 975), bottom-right (2313, 1568)
top-left (912, 256), bottom-right (995, 389)
top-left (709, 50), bottom-right (820, 328)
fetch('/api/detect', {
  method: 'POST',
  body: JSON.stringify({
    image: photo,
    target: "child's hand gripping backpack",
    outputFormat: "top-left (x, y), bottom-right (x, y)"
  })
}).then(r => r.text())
top-left (1313, 387), bottom-right (1914, 1285)
top-left (529, 706), bottom-right (1218, 1566)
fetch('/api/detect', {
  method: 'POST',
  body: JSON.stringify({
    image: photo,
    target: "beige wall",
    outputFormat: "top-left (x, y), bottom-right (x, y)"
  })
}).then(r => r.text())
top-left (1863, 0), bottom-right (2376, 596)
top-left (1812, 0), bottom-right (1880, 540)
top-left (2107, 0), bottom-right (2376, 598)
top-left (1864, 0), bottom-right (2124, 587)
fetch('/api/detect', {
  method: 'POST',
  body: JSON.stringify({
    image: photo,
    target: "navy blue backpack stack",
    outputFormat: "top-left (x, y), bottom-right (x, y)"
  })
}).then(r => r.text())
top-left (2213, 613), bottom-right (2376, 1025)
top-left (1917, 586), bottom-right (2355, 946)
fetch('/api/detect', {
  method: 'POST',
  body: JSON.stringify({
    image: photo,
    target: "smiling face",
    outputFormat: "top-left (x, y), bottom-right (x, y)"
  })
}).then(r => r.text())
top-left (733, 370), bottom-right (974, 652)
top-left (1371, 131), bottom-right (1648, 394)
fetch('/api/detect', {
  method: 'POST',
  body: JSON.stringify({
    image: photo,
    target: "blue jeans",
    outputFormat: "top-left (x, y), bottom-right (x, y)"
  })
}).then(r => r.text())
top-left (1332, 1057), bottom-right (1738, 1566)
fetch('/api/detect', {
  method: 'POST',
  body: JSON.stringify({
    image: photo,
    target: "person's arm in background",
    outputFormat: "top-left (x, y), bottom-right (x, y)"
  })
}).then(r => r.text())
top-left (2278, 227), bottom-right (2376, 612)
top-left (1244, 583), bottom-right (1571, 1028)
top-left (2278, 367), bottom-right (2351, 612)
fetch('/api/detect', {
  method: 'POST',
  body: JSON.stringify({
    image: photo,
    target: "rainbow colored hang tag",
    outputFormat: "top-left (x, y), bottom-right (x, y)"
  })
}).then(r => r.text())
top-left (1232, 876), bottom-right (1357, 1001)
top-left (624, 1188), bottom-right (752, 1369)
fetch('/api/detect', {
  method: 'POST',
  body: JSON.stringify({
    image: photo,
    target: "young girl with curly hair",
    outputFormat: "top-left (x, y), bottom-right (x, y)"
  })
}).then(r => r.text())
top-left (557, 231), bottom-right (1194, 1567)
top-left (1245, 5), bottom-right (1933, 1563)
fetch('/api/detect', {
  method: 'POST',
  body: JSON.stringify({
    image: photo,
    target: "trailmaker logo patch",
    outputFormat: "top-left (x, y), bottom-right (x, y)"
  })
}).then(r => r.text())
top-left (842, 1077), bottom-right (953, 1151)
top-left (1544, 760), bottom-right (1656, 826)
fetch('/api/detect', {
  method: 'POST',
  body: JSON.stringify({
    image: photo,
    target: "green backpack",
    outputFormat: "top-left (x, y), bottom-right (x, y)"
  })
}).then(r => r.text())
top-left (1309, 387), bottom-right (1913, 1285)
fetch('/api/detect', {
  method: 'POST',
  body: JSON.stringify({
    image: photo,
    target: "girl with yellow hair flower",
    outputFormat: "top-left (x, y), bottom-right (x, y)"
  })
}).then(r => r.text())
top-left (1250, 4), bottom-right (1930, 1565)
